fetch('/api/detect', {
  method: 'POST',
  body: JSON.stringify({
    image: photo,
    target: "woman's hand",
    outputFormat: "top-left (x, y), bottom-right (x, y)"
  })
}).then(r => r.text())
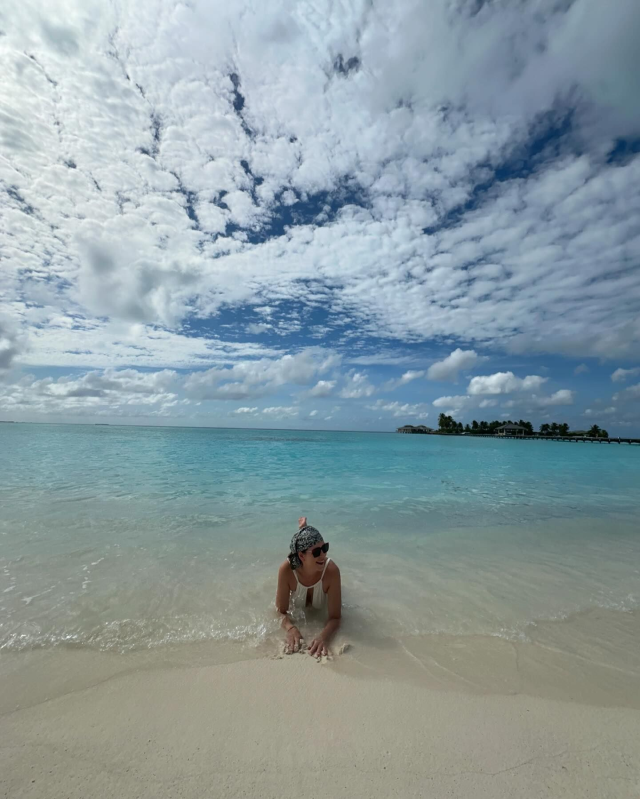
top-left (285, 626), bottom-right (303, 654)
top-left (298, 516), bottom-right (307, 529)
top-left (308, 636), bottom-right (329, 659)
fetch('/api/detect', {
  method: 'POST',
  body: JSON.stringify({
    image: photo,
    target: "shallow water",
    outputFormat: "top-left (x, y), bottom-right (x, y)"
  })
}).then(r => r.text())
top-left (1, 423), bottom-right (639, 654)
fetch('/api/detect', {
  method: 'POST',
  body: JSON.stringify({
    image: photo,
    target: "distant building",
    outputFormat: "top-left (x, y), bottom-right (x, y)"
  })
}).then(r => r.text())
top-left (495, 423), bottom-right (527, 437)
top-left (396, 424), bottom-right (434, 434)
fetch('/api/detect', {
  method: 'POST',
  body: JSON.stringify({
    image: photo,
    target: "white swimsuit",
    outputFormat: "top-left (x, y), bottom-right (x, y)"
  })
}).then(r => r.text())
top-left (292, 558), bottom-right (331, 609)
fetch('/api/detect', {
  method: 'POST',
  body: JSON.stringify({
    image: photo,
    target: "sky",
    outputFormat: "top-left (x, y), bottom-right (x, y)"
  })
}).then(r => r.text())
top-left (1, 0), bottom-right (640, 433)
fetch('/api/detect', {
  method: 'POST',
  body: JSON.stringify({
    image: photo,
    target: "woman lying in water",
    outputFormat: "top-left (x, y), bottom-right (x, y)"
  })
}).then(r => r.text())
top-left (276, 517), bottom-right (341, 658)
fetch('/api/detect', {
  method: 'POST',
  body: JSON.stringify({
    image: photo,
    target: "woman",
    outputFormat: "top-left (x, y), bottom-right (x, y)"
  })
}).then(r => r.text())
top-left (276, 517), bottom-right (341, 657)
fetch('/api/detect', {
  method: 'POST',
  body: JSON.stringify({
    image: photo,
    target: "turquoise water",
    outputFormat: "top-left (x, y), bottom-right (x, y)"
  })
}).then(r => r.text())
top-left (1, 423), bottom-right (639, 652)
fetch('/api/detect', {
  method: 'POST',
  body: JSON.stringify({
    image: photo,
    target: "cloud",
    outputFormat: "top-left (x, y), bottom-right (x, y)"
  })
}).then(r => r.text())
top-left (309, 410), bottom-right (318, 417)
top-left (612, 383), bottom-right (640, 402)
top-left (245, 323), bottom-right (272, 335)
top-left (306, 379), bottom-right (337, 398)
top-left (585, 406), bottom-right (616, 417)
top-left (7, 308), bottom-right (281, 370)
top-left (1, 0), bottom-right (640, 430)
top-left (338, 370), bottom-right (375, 399)
top-left (0, 368), bottom-right (179, 416)
top-left (574, 364), bottom-right (589, 375)
top-left (467, 372), bottom-right (548, 396)
top-left (367, 399), bottom-right (429, 420)
top-left (232, 406), bottom-right (258, 414)
top-left (432, 395), bottom-right (470, 413)
top-left (611, 367), bottom-right (640, 383)
top-left (261, 406), bottom-right (298, 418)
top-left (1, 0), bottom-right (639, 384)
top-left (432, 385), bottom-right (574, 418)
top-left (184, 348), bottom-right (339, 401)
top-left (0, 314), bottom-right (26, 373)
top-left (399, 370), bottom-right (425, 384)
top-left (348, 353), bottom-right (418, 367)
top-left (531, 389), bottom-right (575, 407)
top-left (427, 349), bottom-right (482, 382)
top-left (383, 369), bottom-right (425, 391)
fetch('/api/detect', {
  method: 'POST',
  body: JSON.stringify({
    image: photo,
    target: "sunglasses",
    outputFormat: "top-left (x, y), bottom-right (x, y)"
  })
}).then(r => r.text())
top-left (310, 542), bottom-right (329, 558)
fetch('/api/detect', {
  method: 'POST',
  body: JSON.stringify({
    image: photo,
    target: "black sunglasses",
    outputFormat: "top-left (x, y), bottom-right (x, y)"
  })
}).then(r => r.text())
top-left (310, 542), bottom-right (329, 558)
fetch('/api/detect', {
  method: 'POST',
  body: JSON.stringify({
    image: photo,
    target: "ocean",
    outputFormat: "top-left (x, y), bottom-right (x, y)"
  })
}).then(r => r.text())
top-left (1, 423), bottom-right (639, 660)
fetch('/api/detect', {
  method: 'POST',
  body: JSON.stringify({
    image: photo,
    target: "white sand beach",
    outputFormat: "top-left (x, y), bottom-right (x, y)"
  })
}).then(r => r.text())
top-left (2, 617), bottom-right (639, 799)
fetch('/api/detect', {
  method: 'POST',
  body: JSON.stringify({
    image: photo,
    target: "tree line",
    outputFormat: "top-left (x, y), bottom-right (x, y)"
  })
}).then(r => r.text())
top-left (437, 413), bottom-right (608, 438)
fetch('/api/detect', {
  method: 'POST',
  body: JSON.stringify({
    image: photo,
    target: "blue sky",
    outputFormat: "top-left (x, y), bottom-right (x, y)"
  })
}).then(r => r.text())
top-left (1, 0), bottom-right (640, 432)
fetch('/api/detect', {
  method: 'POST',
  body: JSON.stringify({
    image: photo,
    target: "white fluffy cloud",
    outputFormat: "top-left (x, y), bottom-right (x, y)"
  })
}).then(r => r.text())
top-left (612, 383), bottom-right (640, 402)
top-left (0, 368), bottom-right (180, 416)
top-left (1, 0), bottom-right (639, 429)
top-left (306, 380), bottom-right (337, 398)
top-left (585, 407), bottom-right (616, 417)
top-left (0, 314), bottom-right (26, 373)
top-left (229, 404), bottom-right (300, 420)
top-left (184, 348), bottom-right (339, 401)
top-left (426, 349), bottom-right (481, 382)
top-left (383, 369), bottom-right (425, 391)
top-left (338, 370), bottom-right (375, 399)
top-left (398, 370), bottom-right (425, 384)
top-left (531, 389), bottom-right (575, 407)
top-left (611, 367), bottom-right (640, 383)
top-left (467, 372), bottom-right (547, 396)
top-left (261, 406), bottom-right (298, 419)
top-left (1, 0), bottom-right (639, 377)
top-left (432, 395), bottom-right (468, 410)
top-left (367, 399), bottom-right (429, 420)
top-left (433, 385), bottom-right (574, 416)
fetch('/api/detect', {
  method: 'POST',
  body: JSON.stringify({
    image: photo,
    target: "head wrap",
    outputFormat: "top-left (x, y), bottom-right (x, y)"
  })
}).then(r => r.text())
top-left (288, 525), bottom-right (322, 570)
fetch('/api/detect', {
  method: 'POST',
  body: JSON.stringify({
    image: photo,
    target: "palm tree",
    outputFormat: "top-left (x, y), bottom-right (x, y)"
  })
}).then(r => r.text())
top-left (588, 424), bottom-right (601, 438)
top-left (600, 428), bottom-right (609, 438)
top-left (550, 422), bottom-right (559, 435)
top-left (540, 423), bottom-right (550, 435)
top-left (471, 420), bottom-right (478, 431)
top-left (438, 413), bottom-right (447, 431)
top-left (559, 423), bottom-right (569, 436)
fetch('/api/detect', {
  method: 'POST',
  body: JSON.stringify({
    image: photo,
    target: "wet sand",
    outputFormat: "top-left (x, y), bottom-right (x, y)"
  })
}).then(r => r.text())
top-left (2, 610), bottom-right (639, 799)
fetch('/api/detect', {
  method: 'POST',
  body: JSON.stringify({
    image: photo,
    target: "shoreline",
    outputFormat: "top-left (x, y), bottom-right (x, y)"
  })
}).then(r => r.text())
top-left (2, 651), bottom-right (639, 799)
top-left (2, 608), bottom-right (639, 797)
top-left (2, 605), bottom-right (638, 713)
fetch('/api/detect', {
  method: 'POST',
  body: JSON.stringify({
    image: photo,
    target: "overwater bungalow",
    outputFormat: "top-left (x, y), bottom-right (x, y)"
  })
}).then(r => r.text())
top-left (396, 424), bottom-right (433, 434)
top-left (495, 423), bottom-right (527, 437)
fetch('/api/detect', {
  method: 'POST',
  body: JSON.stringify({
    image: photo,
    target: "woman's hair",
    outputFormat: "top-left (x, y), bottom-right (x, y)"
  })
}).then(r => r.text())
top-left (288, 525), bottom-right (322, 570)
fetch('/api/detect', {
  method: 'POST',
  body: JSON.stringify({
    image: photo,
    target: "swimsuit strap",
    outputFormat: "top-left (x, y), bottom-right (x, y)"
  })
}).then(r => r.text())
top-left (295, 558), bottom-right (331, 588)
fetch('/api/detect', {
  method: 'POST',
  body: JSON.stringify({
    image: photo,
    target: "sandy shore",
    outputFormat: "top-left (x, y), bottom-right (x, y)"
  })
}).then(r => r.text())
top-left (1, 644), bottom-right (639, 799)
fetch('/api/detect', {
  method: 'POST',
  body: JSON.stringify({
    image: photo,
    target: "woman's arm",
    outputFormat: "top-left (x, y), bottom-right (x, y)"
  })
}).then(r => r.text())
top-left (276, 561), bottom-right (302, 653)
top-left (275, 562), bottom-right (292, 621)
top-left (308, 563), bottom-right (341, 658)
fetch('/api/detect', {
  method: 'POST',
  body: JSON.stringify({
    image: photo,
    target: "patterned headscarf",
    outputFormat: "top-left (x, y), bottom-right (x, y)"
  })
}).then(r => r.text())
top-left (288, 525), bottom-right (322, 570)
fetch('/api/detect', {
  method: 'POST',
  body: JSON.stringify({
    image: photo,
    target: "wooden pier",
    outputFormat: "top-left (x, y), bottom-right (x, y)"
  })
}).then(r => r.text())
top-left (465, 433), bottom-right (640, 445)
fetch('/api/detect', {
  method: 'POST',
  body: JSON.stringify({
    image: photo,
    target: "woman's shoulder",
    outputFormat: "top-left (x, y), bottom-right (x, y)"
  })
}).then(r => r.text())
top-left (278, 559), bottom-right (293, 576)
top-left (325, 559), bottom-right (340, 579)
top-left (278, 559), bottom-right (297, 590)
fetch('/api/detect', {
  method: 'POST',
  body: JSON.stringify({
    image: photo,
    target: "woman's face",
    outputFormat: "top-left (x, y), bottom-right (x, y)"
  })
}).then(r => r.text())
top-left (300, 539), bottom-right (327, 570)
